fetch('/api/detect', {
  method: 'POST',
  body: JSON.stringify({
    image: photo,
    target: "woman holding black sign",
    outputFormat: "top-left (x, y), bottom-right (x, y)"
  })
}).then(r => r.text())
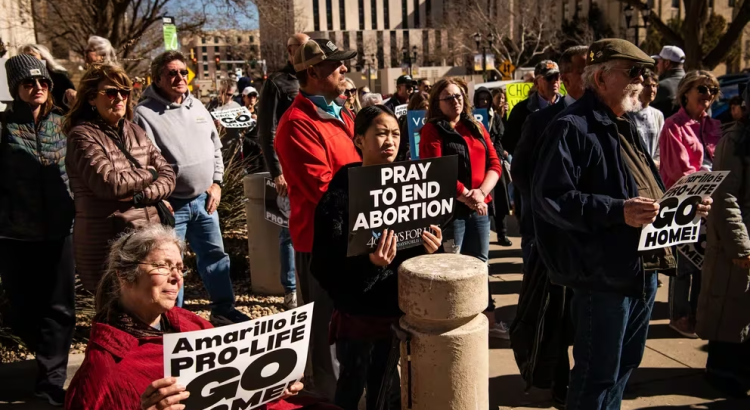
top-left (310, 105), bottom-right (443, 410)
top-left (419, 78), bottom-right (504, 337)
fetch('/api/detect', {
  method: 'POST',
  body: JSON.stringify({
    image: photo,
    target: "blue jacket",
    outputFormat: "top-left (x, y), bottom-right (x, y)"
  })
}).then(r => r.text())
top-left (531, 90), bottom-right (645, 296)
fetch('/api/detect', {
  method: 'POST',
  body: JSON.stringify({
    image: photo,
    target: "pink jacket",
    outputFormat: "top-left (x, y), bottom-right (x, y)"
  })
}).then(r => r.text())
top-left (658, 107), bottom-right (721, 188)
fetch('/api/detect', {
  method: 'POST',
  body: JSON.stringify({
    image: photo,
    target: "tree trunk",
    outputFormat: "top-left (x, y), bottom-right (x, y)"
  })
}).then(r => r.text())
top-left (682, 0), bottom-right (709, 70)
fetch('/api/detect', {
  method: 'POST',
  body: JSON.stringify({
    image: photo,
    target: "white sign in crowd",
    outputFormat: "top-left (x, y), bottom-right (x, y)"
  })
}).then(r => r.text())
top-left (210, 107), bottom-right (255, 128)
top-left (163, 304), bottom-right (313, 410)
top-left (638, 171), bottom-right (729, 251)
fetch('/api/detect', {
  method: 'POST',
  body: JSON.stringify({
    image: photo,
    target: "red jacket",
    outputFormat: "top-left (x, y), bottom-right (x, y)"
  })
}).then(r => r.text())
top-left (275, 93), bottom-right (361, 252)
top-left (65, 307), bottom-right (335, 410)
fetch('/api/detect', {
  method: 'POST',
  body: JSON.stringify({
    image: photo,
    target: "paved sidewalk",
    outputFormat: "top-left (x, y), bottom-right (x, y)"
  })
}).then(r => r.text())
top-left (2, 223), bottom-right (749, 409)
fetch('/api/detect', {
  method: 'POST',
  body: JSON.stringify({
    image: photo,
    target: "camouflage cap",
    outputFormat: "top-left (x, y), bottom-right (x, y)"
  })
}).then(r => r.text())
top-left (586, 38), bottom-right (654, 67)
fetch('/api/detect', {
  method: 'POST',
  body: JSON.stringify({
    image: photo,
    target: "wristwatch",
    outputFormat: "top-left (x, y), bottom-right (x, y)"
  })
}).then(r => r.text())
top-left (213, 180), bottom-right (224, 188)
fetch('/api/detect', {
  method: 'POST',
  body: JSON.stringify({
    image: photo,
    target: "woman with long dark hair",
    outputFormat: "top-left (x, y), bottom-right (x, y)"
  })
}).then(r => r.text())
top-left (419, 78), bottom-right (505, 338)
top-left (311, 105), bottom-right (442, 410)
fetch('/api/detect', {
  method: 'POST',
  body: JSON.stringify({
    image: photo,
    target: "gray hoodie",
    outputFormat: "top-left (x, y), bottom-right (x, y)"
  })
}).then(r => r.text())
top-left (134, 86), bottom-right (223, 199)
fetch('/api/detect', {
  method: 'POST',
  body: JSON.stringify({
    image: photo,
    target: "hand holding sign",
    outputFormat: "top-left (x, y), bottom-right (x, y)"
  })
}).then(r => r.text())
top-left (140, 377), bottom-right (189, 410)
top-left (624, 197), bottom-right (660, 228)
top-left (369, 229), bottom-right (397, 266)
top-left (422, 225), bottom-right (443, 253)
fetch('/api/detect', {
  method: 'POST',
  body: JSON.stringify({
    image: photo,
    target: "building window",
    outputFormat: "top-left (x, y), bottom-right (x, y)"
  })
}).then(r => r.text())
top-left (402, 0), bottom-right (409, 29)
top-left (201, 37), bottom-right (206, 44)
top-left (340, 0), bottom-right (346, 29)
top-left (384, 0), bottom-right (390, 28)
top-left (435, 30), bottom-right (442, 61)
top-left (729, 0), bottom-right (735, 6)
top-left (359, 0), bottom-right (365, 30)
top-left (202, 54), bottom-right (208, 61)
top-left (250, 45), bottom-right (258, 53)
top-left (390, 31), bottom-right (398, 66)
top-left (371, 0), bottom-right (378, 29)
top-left (314, 0), bottom-right (320, 31)
top-left (327, 0), bottom-right (333, 30)
top-left (203, 64), bottom-right (209, 77)
top-left (356, 31), bottom-right (364, 67)
top-left (214, 36), bottom-right (220, 44)
top-left (671, 0), bottom-right (679, 7)
top-left (413, 0), bottom-right (420, 28)
top-left (202, 46), bottom-right (207, 52)
top-left (377, 31), bottom-right (385, 69)
top-left (426, 0), bottom-right (431, 28)
top-left (343, 31), bottom-right (350, 50)
top-left (403, 30), bottom-right (410, 64)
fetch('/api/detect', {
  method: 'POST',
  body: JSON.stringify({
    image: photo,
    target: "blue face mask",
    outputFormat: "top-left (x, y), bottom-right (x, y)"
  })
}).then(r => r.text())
top-left (307, 94), bottom-right (344, 120)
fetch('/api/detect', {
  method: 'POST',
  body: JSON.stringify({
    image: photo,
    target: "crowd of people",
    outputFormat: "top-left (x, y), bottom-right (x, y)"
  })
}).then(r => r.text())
top-left (1, 28), bottom-right (749, 410)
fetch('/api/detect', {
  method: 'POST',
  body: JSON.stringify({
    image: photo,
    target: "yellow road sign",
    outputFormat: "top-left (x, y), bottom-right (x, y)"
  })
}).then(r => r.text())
top-left (498, 60), bottom-right (515, 80)
top-left (187, 67), bottom-right (195, 91)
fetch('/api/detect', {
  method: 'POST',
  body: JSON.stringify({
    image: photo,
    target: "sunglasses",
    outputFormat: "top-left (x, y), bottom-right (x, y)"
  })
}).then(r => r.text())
top-left (98, 88), bottom-right (131, 100)
top-left (22, 78), bottom-right (50, 90)
top-left (167, 69), bottom-right (189, 78)
top-left (422, 85), bottom-right (432, 91)
top-left (612, 65), bottom-right (648, 79)
top-left (697, 85), bottom-right (719, 96)
top-left (344, 88), bottom-right (357, 96)
top-left (439, 94), bottom-right (463, 102)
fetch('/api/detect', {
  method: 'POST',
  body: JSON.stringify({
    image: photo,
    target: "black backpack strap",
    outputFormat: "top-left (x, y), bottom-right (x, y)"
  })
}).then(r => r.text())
top-left (108, 122), bottom-right (143, 169)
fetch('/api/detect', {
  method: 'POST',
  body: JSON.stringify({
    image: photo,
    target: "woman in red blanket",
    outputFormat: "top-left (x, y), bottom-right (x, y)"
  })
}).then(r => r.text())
top-left (65, 224), bottom-right (339, 410)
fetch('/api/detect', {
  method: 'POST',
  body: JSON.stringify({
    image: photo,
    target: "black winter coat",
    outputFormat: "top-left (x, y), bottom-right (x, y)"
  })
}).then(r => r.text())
top-left (310, 163), bottom-right (430, 317)
top-left (257, 62), bottom-right (300, 178)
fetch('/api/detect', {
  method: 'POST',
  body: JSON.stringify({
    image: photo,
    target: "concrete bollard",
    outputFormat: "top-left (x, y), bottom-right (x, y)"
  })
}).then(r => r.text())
top-left (398, 254), bottom-right (489, 410)
top-left (243, 172), bottom-right (285, 295)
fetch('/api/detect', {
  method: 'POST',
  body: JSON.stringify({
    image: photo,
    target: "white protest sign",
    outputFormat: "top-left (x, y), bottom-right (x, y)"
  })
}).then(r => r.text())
top-left (638, 171), bottom-right (729, 251)
top-left (394, 104), bottom-right (407, 118)
top-left (163, 304), bottom-right (313, 410)
top-left (211, 106), bottom-right (255, 128)
top-left (677, 217), bottom-right (708, 269)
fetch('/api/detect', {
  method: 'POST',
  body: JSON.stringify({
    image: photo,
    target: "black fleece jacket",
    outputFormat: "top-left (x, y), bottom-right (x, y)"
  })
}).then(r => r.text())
top-left (310, 162), bottom-right (430, 317)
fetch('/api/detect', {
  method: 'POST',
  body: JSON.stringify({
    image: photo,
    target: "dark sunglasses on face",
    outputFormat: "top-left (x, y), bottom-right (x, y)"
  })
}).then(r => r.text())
top-left (22, 78), bottom-right (50, 90)
top-left (98, 88), bottom-right (131, 100)
top-left (543, 75), bottom-right (561, 82)
top-left (697, 85), bottom-right (719, 96)
top-left (344, 88), bottom-right (357, 96)
top-left (613, 65), bottom-right (648, 79)
top-left (440, 94), bottom-right (463, 102)
top-left (167, 69), bottom-right (189, 78)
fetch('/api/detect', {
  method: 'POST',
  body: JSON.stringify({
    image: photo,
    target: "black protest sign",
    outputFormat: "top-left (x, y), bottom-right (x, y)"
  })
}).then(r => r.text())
top-left (677, 217), bottom-right (708, 269)
top-left (638, 171), bottom-right (729, 251)
top-left (163, 304), bottom-right (313, 410)
top-left (347, 156), bottom-right (457, 257)
top-left (264, 178), bottom-right (289, 227)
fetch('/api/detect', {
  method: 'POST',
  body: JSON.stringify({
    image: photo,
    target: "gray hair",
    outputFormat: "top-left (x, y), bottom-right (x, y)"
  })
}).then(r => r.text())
top-left (360, 92), bottom-right (384, 108)
top-left (559, 46), bottom-right (589, 74)
top-left (150, 50), bottom-right (186, 84)
top-left (18, 44), bottom-right (67, 73)
top-left (87, 35), bottom-right (118, 65)
top-left (582, 60), bottom-right (621, 90)
top-left (95, 225), bottom-right (186, 323)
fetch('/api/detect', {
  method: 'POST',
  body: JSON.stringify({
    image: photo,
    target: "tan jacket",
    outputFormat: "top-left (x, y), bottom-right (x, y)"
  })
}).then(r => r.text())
top-left (66, 119), bottom-right (175, 293)
top-left (696, 122), bottom-right (750, 343)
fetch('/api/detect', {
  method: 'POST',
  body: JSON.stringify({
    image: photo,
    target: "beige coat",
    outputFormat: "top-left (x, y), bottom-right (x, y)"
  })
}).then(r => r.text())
top-left (696, 122), bottom-right (750, 343)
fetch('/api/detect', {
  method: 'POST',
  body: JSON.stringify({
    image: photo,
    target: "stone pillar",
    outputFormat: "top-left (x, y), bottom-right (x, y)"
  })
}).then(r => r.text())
top-left (243, 173), bottom-right (285, 295)
top-left (398, 254), bottom-right (489, 410)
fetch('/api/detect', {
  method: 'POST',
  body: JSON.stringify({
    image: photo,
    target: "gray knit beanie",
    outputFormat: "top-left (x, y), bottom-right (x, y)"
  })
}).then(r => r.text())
top-left (5, 54), bottom-right (54, 99)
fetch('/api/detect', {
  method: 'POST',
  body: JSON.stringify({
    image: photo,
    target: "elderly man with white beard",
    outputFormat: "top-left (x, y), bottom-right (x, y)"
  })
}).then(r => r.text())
top-left (531, 39), bottom-right (712, 410)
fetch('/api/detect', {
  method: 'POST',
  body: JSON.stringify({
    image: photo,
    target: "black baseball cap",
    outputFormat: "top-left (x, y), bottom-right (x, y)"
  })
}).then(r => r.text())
top-left (293, 38), bottom-right (357, 72)
top-left (397, 75), bottom-right (414, 86)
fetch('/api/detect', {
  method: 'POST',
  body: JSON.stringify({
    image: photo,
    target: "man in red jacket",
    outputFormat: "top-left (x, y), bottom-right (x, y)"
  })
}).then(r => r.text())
top-left (275, 38), bottom-right (360, 400)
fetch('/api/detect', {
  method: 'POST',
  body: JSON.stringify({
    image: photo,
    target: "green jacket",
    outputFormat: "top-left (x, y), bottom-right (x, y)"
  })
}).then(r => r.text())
top-left (0, 101), bottom-right (74, 240)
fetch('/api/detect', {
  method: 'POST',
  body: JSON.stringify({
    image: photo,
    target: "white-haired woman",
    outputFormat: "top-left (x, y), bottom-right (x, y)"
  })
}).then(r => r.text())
top-left (85, 36), bottom-right (118, 66)
top-left (19, 44), bottom-right (76, 113)
top-left (65, 225), bottom-right (343, 410)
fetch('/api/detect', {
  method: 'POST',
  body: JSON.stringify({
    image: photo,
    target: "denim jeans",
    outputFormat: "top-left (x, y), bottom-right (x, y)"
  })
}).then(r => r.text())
top-left (334, 338), bottom-right (400, 410)
top-left (669, 254), bottom-right (702, 322)
top-left (172, 193), bottom-right (235, 315)
top-left (448, 213), bottom-right (492, 310)
top-left (566, 272), bottom-right (657, 410)
top-left (279, 227), bottom-right (296, 293)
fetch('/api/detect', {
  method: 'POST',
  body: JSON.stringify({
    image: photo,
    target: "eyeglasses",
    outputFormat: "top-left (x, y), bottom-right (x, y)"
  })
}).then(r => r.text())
top-left (611, 65), bottom-right (648, 79)
top-left (344, 88), bottom-right (357, 96)
top-left (22, 78), bottom-right (50, 90)
top-left (166, 69), bottom-right (189, 78)
top-left (643, 82), bottom-right (658, 88)
top-left (224, 92), bottom-right (234, 97)
top-left (139, 262), bottom-right (187, 278)
top-left (697, 85), bottom-right (719, 96)
top-left (543, 75), bottom-right (561, 82)
top-left (439, 94), bottom-right (463, 103)
top-left (98, 88), bottom-right (131, 100)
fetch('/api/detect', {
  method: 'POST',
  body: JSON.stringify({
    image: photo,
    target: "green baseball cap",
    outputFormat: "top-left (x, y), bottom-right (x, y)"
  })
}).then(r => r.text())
top-left (586, 38), bottom-right (654, 67)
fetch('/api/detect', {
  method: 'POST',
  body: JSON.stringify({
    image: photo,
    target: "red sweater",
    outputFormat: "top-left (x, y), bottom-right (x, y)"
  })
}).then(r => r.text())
top-left (65, 307), bottom-right (336, 410)
top-left (419, 121), bottom-right (502, 203)
top-left (275, 94), bottom-right (361, 252)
